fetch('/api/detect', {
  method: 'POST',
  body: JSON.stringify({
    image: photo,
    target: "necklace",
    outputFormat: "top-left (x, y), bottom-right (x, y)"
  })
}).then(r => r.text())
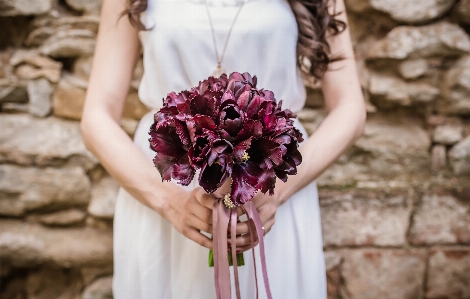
top-left (203, 0), bottom-right (245, 77)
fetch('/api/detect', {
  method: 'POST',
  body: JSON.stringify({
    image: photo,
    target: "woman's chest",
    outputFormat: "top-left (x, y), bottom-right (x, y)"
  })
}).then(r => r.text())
top-left (144, 0), bottom-right (298, 44)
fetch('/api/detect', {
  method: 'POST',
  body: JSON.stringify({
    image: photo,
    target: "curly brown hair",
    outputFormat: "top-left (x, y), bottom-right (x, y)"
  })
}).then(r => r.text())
top-left (123, 0), bottom-right (346, 80)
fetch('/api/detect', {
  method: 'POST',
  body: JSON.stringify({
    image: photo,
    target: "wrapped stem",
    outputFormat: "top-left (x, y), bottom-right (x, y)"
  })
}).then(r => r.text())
top-left (209, 249), bottom-right (245, 267)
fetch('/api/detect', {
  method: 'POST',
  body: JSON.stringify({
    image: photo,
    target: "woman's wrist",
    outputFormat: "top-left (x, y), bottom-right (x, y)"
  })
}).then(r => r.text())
top-left (274, 183), bottom-right (292, 206)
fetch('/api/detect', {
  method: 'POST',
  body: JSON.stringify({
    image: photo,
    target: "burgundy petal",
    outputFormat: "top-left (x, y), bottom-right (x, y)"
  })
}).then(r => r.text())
top-left (237, 90), bottom-right (251, 110)
top-left (172, 155), bottom-right (196, 186)
top-left (245, 95), bottom-right (261, 118)
top-left (231, 162), bottom-right (261, 205)
top-left (152, 153), bottom-right (176, 182)
top-left (235, 119), bottom-right (262, 142)
top-left (194, 115), bottom-right (217, 130)
top-left (250, 137), bottom-right (284, 167)
top-left (199, 157), bottom-right (232, 193)
top-left (207, 140), bottom-right (232, 166)
top-left (233, 137), bottom-right (253, 163)
top-left (255, 168), bottom-right (276, 195)
top-left (174, 120), bottom-right (190, 147)
top-left (149, 122), bottom-right (194, 184)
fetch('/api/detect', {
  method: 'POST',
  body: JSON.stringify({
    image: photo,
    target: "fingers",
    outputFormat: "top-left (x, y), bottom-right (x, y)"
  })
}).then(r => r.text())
top-left (188, 214), bottom-right (213, 234)
top-left (189, 200), bottom-right (213, 225)
top-left (184, 227), bottom-right (213, 249)
top-left (229, 217), bottom-right (276, 252)
top-left (194, 188), bottom-right (216, 210)
top-left (233, 219), bottom-right (251, 236)
top-left (231, 232), bottom-right (259, 248)
top-left (234, 244), bottom-right (256, 253)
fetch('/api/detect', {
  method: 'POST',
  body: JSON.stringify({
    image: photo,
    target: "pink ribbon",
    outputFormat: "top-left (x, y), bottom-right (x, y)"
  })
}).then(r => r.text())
top-left (213, 199), bottom-right (273, 299)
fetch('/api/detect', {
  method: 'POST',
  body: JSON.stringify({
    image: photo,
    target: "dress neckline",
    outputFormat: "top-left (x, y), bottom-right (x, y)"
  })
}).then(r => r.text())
top-left (185, 0), bottom-right (271, 7)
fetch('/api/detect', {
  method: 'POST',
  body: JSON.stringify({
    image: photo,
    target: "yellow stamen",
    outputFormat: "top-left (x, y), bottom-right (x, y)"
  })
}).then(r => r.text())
top-left (241, 152), bottom-right (250, 162)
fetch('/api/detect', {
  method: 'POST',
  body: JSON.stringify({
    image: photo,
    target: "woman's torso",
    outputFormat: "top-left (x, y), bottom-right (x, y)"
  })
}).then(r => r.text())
top-left (137, 0), bottom-right (307, 114)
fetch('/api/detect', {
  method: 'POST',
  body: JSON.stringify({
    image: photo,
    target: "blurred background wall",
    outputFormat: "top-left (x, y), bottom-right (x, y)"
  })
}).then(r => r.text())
top-left (0, 0), bottom-right (469, 298)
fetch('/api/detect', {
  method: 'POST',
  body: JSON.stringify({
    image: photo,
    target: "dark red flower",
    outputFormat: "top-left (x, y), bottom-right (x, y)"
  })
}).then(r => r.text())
top-left (150, 72), bottom-right (304, 205)
top-left (149, 120), bottom-right (195, 185)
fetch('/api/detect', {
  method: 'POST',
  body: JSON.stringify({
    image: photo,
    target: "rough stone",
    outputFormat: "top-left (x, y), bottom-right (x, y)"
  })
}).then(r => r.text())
top-left (320, 191), bottom-right (412, 247)
top-left (318, 115), bottom-right (431, 187)
top-left (86, 217), bottom-right (113, 230)
top-left (0, 220), bottom-right (113, 268)
top-left (40, 30), bottom-right (96, 58)
top-left (10, 50), bottom-right (62, 71)
top-left (123, 92), bottom-right (150, 120)
top-left (325, 251), bottom-right (342, 299)
top-left (16, 64), bottom-right (61, 83)
top-left (27, 78), bottom-right (52, 118)
top-left (0, 0), bottom-right (52, 16)
top-left (0, 165), bottom-right (90, 216)
top-left (88, 177), bottom-right (119, 220)
top-left (1, 102), bottom-right (29, 113)
top-left (29, 15), bottom-right (100, 34)
top-left (82, 276), bottom-right (113, 299)
top-left (427, 248), bottom-right (470, 298)
top-left (120, 118), bottom-right (139, 138)
top-left (456, 0), bottom-right (470, 24)
top-left (11, 51), bottom-right (62, 83)
top-left (341, 249), bottom-right (426, 299)
top-left (431, 145), bottom-right (447, 172)
top-left (305, 81), bottom-right (324, 108)
top-left (80, 266), bottom-right (113, 285)
top-left (369, 73), bottom-right (439, 107)
top-left (0, 231), bottom-right (45, 267)
top-left (449, 136), bottom-right (470, 175)
top-left (36, 209), bottom-right (86, 227)
top-left (367, 22), bottom-right (470, 60)
top-left (297, 108), bottom-right (327, 136)
top-left (441, 56), bottom-right (470, 116)
top-left (25, 27), bottom-right (56, 47)
top-left (52, 75), bottom-right (87, 120)
top-left (0, 275), bottom-right (25, 299)
top-left (26, 267), bottom-right (83, 299)
top-left (433, 125), bottom-right (463, 145)
top-left (409, 194), bottom-right (470, 245)
top-left (73, 56), bottom-right (93, 80)
top-left (0, 114), bottom-right (97, 169)
top-left (345, 0), bottom-right (456, 24)
top-left (65, 0), bottom-right (102, 14)
top-left (61, 16), bottom-right (100, 31)
top-left (398, 59), bottom-right (428, 79)
top-left (0, 84), bottom-right (28, 103)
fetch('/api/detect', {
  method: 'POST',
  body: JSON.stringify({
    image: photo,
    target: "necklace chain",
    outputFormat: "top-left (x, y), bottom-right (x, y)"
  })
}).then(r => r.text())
top-left (203, 0), bottom-right (245, 77)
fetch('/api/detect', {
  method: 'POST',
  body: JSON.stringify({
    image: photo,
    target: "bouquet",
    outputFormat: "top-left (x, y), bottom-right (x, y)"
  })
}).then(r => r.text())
top-left (149, 72), bottom-right (303, 299)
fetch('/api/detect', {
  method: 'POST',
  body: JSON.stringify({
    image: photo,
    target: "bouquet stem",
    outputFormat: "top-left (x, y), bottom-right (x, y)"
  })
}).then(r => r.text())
top-left (208, 249), bottom-right (245, 267)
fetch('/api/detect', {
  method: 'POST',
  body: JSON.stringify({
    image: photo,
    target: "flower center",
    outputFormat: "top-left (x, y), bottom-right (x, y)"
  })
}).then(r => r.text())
top-left (241, 152), bottom-right (250, 162)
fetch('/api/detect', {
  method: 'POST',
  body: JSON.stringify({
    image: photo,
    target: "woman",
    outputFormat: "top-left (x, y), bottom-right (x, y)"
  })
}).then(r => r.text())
top-left (81, 0), bottom-right (365, 297)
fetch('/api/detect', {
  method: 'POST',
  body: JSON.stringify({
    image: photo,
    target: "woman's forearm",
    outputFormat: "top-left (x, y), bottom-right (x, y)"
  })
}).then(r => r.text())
top-left (81, 108), bottom-right (172, 214)
top-left (276, 101), bottom-right (366, 204)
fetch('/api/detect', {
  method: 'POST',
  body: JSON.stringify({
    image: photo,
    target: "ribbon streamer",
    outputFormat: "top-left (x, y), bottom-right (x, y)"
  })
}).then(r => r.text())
top-left (213, 199), bottom-right (273, 299)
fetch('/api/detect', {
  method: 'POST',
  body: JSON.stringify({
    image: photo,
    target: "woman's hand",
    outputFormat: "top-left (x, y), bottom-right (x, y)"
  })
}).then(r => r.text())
top-left (230, 192), bottom-right (280, 253)
top-left (158, 186), bottom-right (216, 249)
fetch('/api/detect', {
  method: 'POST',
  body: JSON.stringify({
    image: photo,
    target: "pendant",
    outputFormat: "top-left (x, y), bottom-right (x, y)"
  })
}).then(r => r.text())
top-left (212, 64), bottom-right (226, 77)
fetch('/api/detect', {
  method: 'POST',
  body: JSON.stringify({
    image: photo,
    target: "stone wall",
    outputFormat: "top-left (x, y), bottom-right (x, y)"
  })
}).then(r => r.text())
top-left (0, 0), bottom-right (469, 298)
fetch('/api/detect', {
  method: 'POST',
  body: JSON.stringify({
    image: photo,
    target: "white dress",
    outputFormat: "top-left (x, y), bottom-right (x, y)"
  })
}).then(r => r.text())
top-left (112, 0), bottom-right (327, 297)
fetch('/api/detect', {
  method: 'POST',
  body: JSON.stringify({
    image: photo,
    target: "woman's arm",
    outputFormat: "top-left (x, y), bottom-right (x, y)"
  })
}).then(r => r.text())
top-left (81, 0), bottom-right (214, 249)
top-left (234, 0), bottom-right (365, 246)
top-left (276, 0), bottom-right (366, 204)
